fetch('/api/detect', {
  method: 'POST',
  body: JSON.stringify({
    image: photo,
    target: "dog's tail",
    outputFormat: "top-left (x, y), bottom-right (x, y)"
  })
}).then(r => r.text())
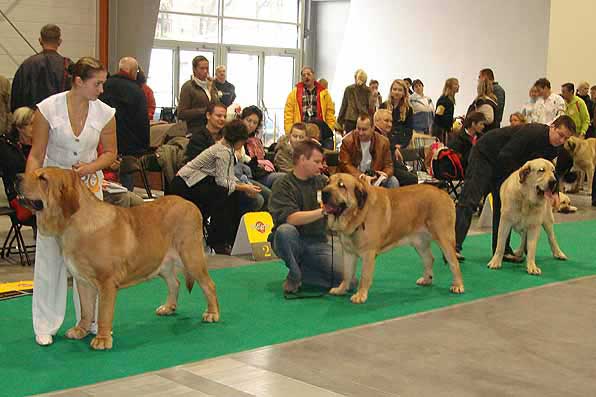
top-left (183, 269), bottom-right (195, 293)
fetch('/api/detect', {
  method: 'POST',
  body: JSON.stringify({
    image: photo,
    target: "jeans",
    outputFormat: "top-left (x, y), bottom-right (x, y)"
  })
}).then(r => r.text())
top-left (259, 172), bottom-right (286, 188)
top-left (271, 224), bottom-right (344, 288)
top-left (119, 173), bottom-right (135, 192)
top-left (380, 175), bottom-right (400, 189)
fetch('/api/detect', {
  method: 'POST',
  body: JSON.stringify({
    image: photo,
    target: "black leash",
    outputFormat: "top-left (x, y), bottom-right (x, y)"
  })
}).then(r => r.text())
top-left (284, 232), bottom-right (335, 300)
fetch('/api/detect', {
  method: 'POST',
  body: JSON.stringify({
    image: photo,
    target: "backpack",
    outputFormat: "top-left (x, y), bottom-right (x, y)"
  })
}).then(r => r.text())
top-left (431, 147), bottom-right (465, 180)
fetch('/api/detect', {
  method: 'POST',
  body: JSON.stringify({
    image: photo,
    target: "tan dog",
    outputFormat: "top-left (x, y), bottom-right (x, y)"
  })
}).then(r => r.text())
top-left (18, 167), bottom-right (219, 350)
top-left (556, 192), bottom-right (577, 213)
top-left (321, 173), bottom-right (464, 304)
top-left (488, 159), bottom-right (567, 275)
top-left (563, 136), bottom-right (596, 193)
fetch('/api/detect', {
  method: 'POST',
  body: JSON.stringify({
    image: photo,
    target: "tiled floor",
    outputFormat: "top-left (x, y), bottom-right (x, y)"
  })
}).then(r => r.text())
top-left (2, 190), bottom-right (595, 396)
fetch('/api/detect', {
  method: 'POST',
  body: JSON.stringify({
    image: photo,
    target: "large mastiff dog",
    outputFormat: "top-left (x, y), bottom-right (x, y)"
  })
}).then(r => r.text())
top-left (563, 136), bottom-right (596, 193)
top-left (321, 173), bottom-right (464, 304)
top-left (18, 167), bottom-right (219, 350)
top-left (487, 158), bottom-right (567, 275)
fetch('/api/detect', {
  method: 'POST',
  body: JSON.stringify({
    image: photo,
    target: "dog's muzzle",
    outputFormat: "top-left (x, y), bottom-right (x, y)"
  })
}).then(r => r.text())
top-left (321, 190), bottom-right (346, 216)
top-left (14, 173), bottom-right (44, 211)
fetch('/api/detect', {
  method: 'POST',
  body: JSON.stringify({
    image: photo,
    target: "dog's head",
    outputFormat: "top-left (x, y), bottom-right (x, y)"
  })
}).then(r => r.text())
top-left (563, 136), bottom-right (581, 156)
top-left (518, 158), bottom-right (557, 202)
top-left (17, 167), bottom-right (81, 235)
top-left (556, 192), bottom-right (578, 213)
top-left (321, 173), bottom-right (368, 231)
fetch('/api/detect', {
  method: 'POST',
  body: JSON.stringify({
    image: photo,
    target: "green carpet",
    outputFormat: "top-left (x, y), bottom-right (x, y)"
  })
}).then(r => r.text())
top-left (1, 220), bottom-right (595, 396)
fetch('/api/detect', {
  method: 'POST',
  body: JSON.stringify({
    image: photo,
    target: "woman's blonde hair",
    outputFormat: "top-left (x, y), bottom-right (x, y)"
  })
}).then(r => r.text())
top-left (12, 107), bottom-right (34, 129)
top-left (442, 78), bottom-right (459, 104)
top-left (477, 79), bottom-right (497, 102)
top-left (510, 112), bottom-right (527, 124)
top-left (383, 79), bottom-right (411, 122)
top-left (354, 69), bottom-right (367, 86)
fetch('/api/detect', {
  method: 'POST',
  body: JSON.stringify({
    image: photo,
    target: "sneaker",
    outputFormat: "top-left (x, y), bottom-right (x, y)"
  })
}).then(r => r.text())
top-left (283, 277), bottom-right (301, 294)
top-left (35, 334), bottom-right (53, 346)
top-left (455, 251), bottom-right (465, 261)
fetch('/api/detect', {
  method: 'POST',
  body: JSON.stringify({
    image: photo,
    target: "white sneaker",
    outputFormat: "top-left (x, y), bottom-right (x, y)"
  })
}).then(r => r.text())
top-left (35, 334), bottom-right (53, 346)
top-left (90, 322), bottom-right (98, 335)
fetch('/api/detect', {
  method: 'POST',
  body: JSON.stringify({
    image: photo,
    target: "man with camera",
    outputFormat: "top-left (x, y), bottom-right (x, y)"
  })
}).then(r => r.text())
top-left (339, 113), bottom-right (399, 188)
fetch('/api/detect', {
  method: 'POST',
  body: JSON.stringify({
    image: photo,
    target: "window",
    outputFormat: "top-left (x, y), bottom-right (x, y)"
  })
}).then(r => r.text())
top-left (223, 19), bottom-right (298, 48)
top-left (152, 0), bottom-right (303, 141)
top-left (155, 14), bottom-right (218, 43)
top-left (224, 0), bottom-right (299, 23)
top-left (148, 48), bottom-right (174, 108)
top-left (159, 0), bottom-right (218, 14)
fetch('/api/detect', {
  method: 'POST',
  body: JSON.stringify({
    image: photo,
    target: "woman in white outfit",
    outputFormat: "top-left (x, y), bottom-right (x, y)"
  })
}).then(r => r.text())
top-left (26, 57), bottom-right (117, 346)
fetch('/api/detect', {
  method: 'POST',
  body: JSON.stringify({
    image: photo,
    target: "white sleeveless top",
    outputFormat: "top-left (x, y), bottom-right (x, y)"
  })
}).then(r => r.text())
top-left (37, 91), bottom-right (115, 198)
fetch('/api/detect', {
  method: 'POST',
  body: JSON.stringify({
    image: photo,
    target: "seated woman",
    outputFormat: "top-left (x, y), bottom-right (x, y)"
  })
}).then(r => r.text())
top-left (509, 112), bottom-right (527, 127)
top-left (168, 120), bottom-right (261, 255)
top-left (0, 107), bottom-right (35, 223)
top-left (241, 105), bottom-right (285, 188)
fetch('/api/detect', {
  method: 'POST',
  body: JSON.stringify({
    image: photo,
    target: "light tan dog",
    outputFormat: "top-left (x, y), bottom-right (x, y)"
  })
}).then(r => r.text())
top-left (563, 136), bottom-right (596, 193)
top-left (321, 173), bottom-right (464, 304)
top-left (487, 159), bottom-right (567, 275)
top-left (18, 167), bottom-right (219, 350)
top-left (556, 192), bottom-right (577, 213)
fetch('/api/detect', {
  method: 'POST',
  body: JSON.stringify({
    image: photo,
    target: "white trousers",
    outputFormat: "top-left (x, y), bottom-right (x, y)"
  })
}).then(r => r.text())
top-left (32, 233), bottom-right (83, 336)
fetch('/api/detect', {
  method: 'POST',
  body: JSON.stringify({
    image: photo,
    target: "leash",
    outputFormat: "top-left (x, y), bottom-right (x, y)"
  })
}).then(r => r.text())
top-left (284, 232), bottom-right (336, 300)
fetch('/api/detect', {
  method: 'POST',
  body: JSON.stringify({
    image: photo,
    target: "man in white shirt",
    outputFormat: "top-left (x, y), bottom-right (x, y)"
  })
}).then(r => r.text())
top-left (532, 78), bottom-right (565, 124)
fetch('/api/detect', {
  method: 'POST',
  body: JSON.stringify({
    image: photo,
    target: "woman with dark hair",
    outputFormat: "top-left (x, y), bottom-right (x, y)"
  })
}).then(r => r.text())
top-left (241, 105), bottom-right (284, 187)
top-left (26, 56), bottom-right (117, 346)
top-left (170, 120), bottom-right (262, 255)
top-left (136, 67), bottom-right (156, 120)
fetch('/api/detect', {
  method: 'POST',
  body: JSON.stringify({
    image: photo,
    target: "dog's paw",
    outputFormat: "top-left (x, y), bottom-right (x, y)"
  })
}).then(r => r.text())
top-left (416, 276), bottom-right (433, 286)
top-left (554, 251), bottom-right (568, 261)
top-left (329, 286), bottom-right (347, 295)
top-left (65, 326), bottom-right (89, 340)
top-left (350, 291), bottom-right (368, 304)
top-left (155, 304), bottom-right (177, 316)
top-left (526, 265), bottom-right (542, 275)
top-left (202, 310), bottom-right (220, 323)
top-left (450, 284), bottom-right (465, 294)
top-left (90, 335), bottom-right (113, 350)
top-left (487, 259), bottom-right (502, 269)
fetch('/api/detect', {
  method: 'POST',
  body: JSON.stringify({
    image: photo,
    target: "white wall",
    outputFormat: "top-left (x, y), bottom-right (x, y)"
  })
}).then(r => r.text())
top-left (0, 0), bottom-right (97, 79)
top-left (315, 0), bottom-right (551, 122)
top-left (547, 0), bottom-right (596, 91)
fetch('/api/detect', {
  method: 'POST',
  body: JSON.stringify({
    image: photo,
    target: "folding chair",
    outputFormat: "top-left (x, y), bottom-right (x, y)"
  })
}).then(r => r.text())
top-left (119, 155), bottom-right (154, 199)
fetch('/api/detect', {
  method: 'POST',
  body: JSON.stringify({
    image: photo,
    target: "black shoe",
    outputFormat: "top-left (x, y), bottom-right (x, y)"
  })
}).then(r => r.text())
top-left (592, 201), bottom-right (596, 207)
top-left (503, 253), bottom-right (524, 263)
top-left (455, 251), bottom-right (465, 261)
top-left (212, 244), bottom-right (232, 255)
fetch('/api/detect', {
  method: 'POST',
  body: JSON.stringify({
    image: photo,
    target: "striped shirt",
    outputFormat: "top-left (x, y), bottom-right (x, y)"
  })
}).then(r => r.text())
top-left (177, 142), bottom-right (239, 194)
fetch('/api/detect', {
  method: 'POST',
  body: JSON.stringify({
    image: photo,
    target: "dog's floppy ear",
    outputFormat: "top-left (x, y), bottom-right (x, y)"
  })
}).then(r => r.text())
top-left (566, 139), bottom-right (576, 153)
top-left (354, 181), bottom-right (368, 209)
top-left (59, 173), bottom-right (80, 219)
top-left (519, 165), bottom-right (531, 184)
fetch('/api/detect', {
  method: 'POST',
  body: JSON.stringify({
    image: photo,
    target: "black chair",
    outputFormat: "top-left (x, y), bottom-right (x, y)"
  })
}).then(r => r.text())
top-left (1, 171), bottom-right (36, 266)
top-left (119, 155), bottom-right (153, 199)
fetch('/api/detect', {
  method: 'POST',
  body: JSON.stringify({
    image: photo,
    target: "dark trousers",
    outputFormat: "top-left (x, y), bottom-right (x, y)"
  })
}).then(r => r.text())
top-left (455, 151), bottom-right (511, 254)
top-left (169, 176), bottom-right (240, 247)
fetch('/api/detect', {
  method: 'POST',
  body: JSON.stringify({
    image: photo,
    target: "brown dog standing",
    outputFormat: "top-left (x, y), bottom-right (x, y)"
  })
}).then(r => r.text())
top-left (18, 167), bottom-right (219, 350)
top-left (322, 173), bottom-right (464, 304)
